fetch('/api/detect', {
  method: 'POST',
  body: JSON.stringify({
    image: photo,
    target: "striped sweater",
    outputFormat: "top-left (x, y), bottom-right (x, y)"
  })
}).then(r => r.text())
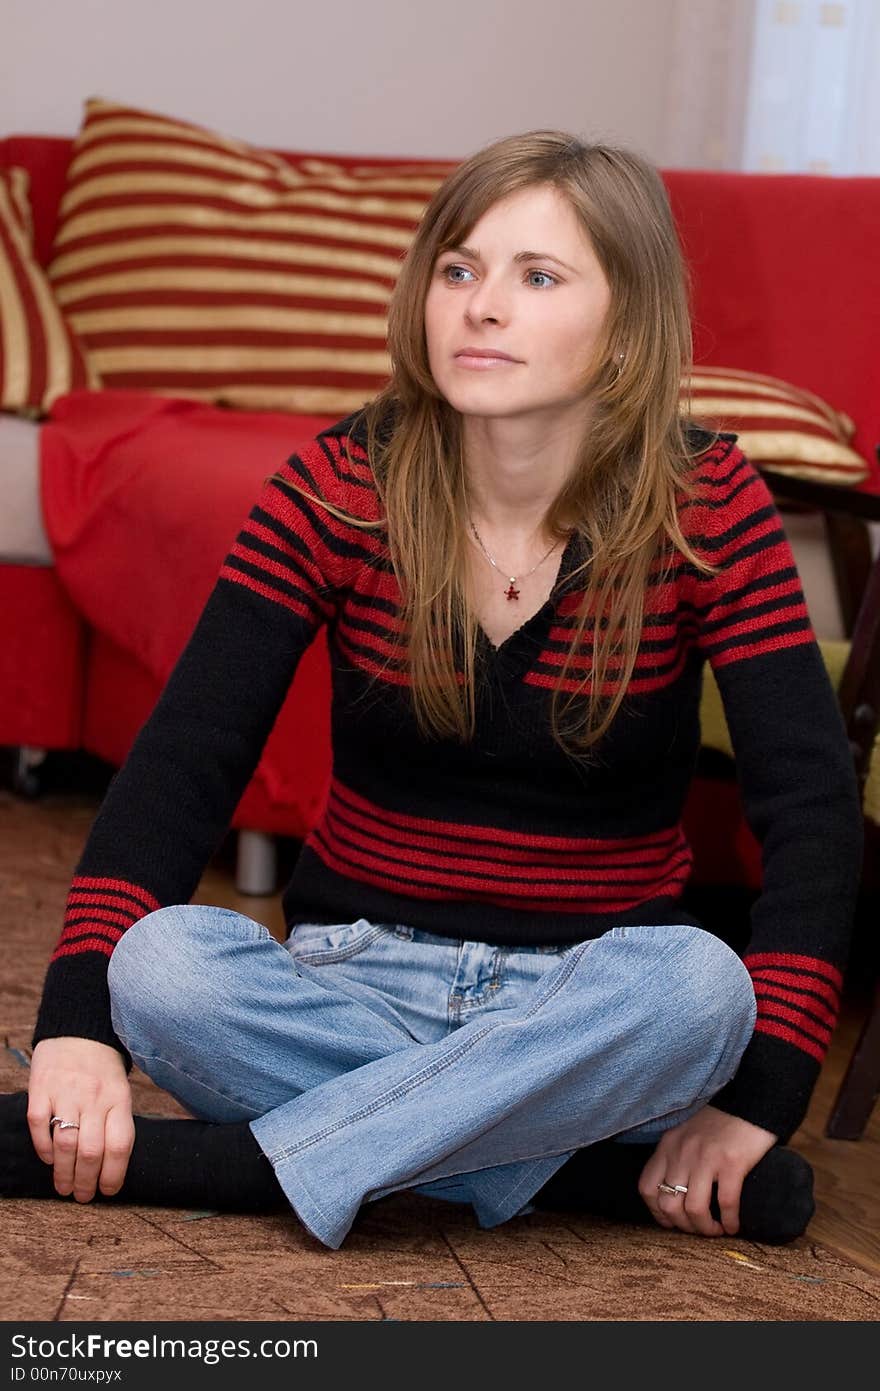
top-left (32, 412), bottom-right (864, 1144)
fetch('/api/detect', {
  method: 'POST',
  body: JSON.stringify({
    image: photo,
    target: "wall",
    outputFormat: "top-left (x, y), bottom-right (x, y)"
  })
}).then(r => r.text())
top-left (2, 0), bottom-right (684, 161)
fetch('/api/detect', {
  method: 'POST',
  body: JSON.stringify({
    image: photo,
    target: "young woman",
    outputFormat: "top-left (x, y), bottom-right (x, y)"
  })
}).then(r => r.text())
top-left (2, 132), bottom-right (862, 1250)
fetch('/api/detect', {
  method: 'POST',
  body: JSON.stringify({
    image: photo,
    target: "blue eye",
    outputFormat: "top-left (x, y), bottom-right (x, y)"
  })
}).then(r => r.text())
top-left (439, 264), bottom-right (558, 288)
top-left (442, 264), bottom-right (474, 283)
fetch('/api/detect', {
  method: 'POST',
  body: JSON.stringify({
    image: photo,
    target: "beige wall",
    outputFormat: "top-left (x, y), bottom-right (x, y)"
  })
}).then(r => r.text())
top-left (3, 0), bottom-right (685, 160)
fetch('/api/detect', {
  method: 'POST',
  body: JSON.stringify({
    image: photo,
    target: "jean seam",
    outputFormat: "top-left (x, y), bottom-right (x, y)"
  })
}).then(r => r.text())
top-left (269, 1153), bottom-right (334, 1231)
top-left (125, 1046), bottom-right (263, 1116)
top-left (269, 938), bottom-right (593, 1164)
top-left (486, 1154), bottom-right (574, 1215)
top-left (290, 923), bottom-right (393, 966)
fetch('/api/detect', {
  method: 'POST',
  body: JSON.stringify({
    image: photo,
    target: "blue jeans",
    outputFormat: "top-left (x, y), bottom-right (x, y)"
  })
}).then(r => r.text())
top-left (106, 908), bottom-right (757, 1250)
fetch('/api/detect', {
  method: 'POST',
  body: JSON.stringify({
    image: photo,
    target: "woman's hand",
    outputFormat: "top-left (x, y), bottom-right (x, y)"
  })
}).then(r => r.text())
top-left (27, 1037), bottom-right (134, 1203)
top-left (638, 1104), bottom-right (778, 1237)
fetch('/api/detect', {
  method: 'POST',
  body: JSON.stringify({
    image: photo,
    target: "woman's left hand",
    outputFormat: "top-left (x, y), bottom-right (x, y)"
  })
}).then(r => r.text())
top-left (638, 1104), bottom-right (779, 1237)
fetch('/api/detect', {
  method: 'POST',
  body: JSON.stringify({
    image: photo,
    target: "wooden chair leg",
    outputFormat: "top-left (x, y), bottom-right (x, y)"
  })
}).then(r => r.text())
top-left (822, 511), bottom-right (874, 636)
top-left (825, 978), bottom-right (880, 1139)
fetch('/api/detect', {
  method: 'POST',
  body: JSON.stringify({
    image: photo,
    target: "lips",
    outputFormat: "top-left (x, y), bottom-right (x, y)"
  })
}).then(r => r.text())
top-left (455, 347), bottom-right (518, 361)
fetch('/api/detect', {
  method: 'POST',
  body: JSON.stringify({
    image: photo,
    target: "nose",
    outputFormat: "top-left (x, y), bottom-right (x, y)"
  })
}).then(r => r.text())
top-left (464, 274), bottom-right (510, 327)
top-left (465, 303), bottom-right (504, 329)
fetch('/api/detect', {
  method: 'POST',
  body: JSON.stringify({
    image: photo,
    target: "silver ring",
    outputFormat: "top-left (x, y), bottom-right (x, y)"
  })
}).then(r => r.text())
top-left (49, 1116), bottom-right (80, 1135)
top-left (657, 1182), bottom-right (688, 1196)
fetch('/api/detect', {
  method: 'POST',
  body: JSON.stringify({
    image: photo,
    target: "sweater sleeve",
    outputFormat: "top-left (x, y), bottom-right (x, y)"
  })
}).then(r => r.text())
top-left (31, 434), bottom-right (356, 1069)
top-left (686, 439), bottom-right (864, 1143)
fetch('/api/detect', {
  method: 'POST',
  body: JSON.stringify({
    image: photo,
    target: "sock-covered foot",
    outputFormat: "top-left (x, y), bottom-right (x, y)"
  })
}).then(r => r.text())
top-left (533, 1136), bottom-right (815, 1244)
top-left (0, 1090), bottom-right (289, 1213)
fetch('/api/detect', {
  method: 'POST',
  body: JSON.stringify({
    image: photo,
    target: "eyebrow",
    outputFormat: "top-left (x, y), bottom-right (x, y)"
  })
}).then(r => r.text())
top-left (442, 244), bottom-right (578, 274)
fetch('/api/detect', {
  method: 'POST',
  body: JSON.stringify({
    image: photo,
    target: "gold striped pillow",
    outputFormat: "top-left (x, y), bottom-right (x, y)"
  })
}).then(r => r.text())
top-left (48, 98), bottom-right (457, 416)
top-left (0, 166), bottom-right (98, 417)
top-left (681, 366), bottom-right (868, 486)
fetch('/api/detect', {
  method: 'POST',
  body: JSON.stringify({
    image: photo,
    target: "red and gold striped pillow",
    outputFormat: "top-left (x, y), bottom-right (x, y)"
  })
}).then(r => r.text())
top-left (47, 98), bottom-right (457, 416)
top-left (0, 166), bottom-right (98, 417)
top-left (681, 366), bottom-right (868, 486)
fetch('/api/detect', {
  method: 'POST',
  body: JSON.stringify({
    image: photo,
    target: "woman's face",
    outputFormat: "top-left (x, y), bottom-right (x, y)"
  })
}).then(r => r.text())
top-left (424, 183), bottom-right (612, 428)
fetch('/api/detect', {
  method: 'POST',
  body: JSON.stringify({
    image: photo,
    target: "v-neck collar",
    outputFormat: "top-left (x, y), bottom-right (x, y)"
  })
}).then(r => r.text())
top-left (475, 529), bottom-right (588, 678)
top-left (319, 410), bottom-right (591, 679)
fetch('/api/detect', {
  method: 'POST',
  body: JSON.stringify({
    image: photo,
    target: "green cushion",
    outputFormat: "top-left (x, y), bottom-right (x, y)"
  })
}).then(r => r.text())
top-left (699, 640), bottom-right (878, 824)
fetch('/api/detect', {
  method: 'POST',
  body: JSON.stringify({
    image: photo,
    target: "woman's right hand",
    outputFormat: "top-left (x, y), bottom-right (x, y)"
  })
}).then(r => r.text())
top-left (27, 1037), bottom-right (134, 1203)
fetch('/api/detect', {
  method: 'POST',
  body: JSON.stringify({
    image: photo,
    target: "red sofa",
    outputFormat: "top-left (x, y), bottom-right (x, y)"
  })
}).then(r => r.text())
top-left (3, 132), bottom-right (879, 892)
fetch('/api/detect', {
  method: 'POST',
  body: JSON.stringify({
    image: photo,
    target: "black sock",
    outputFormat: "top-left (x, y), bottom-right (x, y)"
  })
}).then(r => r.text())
top-left (1, 1090), bottom-right (289, 1213)
top-left (533, 1136), bottom-right (815, 1244)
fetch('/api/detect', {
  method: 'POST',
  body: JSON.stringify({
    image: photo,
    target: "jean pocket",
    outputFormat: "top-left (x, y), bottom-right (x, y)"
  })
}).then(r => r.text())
top-left (286, 918), bottom-right (396, 965)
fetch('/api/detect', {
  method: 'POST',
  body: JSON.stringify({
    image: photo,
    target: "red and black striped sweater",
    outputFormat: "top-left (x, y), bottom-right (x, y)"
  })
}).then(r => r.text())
top-left (32, 412), bottom-right (863, 1145)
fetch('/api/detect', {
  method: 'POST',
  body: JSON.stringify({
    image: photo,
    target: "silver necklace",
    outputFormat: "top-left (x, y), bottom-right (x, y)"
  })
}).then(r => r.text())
top-left (468, 518), bottom-right (564, 602)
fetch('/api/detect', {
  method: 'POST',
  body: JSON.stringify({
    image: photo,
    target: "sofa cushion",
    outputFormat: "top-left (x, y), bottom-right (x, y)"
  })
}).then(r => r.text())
top-left (0, 137), bottom-right (74, 265)
top-left (0, 166), bottom-right (97, 416)
top-left (682, 365), bottom-right (869, 486)
top-left (46, 98), bottom-right (456, 416)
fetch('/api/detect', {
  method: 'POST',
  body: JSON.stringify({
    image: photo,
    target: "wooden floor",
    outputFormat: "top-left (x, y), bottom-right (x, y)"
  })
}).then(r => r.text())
top-left (780, 998), bottom-right (880, 1275)
top-left (3, 752), bottom-right (878, 1280)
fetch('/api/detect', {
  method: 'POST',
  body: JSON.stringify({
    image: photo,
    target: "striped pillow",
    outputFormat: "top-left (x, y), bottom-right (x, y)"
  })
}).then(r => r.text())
top-left (0, 166), bottom-right (98, 417)
top-left (682, 366), bottom-right (868, 486)
top-left (47, 98), bottom-right (457, 416)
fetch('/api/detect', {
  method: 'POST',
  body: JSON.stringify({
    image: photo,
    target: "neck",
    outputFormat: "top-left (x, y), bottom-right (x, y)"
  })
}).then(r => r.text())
top-left (460, 404), bottom-right (588, 544)
top-left (467, 516), bottom-right (567, 585)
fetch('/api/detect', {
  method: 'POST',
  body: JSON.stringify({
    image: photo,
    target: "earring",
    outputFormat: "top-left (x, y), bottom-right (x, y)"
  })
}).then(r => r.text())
top-left (615, 351), bottom-right (625, 382)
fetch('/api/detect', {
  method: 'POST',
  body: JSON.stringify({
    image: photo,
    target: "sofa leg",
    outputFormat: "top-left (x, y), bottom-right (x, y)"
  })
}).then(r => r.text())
top-left (235, 829), bottom-right (278, 896)
top-left (11, 747), bottom-right (49, 798)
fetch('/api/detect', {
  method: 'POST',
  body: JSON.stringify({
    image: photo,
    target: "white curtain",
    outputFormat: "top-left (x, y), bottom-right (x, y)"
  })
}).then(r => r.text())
top-left (661, 0), bottom-right (880, 174)
top-left (743, 0), bottom-right (880, 174)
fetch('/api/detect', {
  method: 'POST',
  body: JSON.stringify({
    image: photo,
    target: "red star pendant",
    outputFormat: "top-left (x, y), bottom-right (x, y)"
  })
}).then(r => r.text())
top-left (504, 580), bottom-right (520, 601)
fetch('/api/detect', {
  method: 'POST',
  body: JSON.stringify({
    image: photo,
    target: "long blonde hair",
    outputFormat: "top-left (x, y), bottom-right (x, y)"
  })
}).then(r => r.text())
top-left (268, 130), bottom-right (720, 762)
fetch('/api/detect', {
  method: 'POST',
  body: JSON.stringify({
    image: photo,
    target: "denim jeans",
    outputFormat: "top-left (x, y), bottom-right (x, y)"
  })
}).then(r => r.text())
top-left (106, 907), bottom-right (757, 1250)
